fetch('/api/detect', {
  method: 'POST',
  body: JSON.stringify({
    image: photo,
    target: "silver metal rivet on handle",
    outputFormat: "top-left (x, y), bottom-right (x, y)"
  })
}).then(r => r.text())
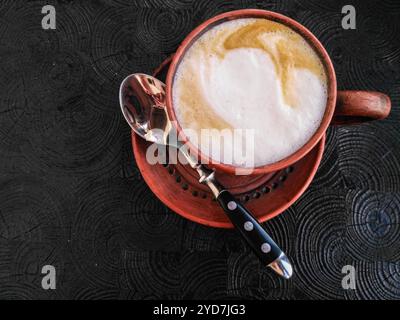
top-left (227, 201), bottom-right (237, 211)
top-left (261, 243), bottom-right (271, 253)
top-left (244, 221), bottom-right (254, 231)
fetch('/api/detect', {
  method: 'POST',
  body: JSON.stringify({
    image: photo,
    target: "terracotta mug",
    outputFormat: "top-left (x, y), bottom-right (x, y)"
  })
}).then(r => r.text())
top-left (161, 9), bottom-right (391, 175)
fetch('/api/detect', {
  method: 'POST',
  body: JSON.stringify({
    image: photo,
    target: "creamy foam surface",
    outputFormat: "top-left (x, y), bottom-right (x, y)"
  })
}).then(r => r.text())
top-left (172, 18), bottom-right (328, 168)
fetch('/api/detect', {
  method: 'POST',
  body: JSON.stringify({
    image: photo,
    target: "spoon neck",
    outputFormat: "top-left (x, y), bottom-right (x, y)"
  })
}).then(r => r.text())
top-left (174, 141), bottom-right (223, 199)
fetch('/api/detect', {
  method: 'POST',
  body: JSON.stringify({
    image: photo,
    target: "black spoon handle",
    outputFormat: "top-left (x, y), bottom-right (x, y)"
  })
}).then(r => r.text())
top-left (176, 147), bottom-right (293, 279)
top-left (217, 190), bottom-right (283, 266)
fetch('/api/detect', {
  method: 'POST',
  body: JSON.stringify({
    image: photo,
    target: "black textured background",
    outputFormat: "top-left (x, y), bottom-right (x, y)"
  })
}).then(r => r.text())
top-left (0, 0), bottom-right (399, 300)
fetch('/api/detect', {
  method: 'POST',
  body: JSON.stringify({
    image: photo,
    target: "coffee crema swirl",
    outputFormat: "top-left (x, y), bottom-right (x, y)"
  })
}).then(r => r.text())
top-left (222, 20), bottom-right (326, 105)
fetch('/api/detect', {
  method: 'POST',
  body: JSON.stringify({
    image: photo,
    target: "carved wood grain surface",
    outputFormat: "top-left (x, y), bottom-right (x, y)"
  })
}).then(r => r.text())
top-left (0, 0), bottom-right (399, 299)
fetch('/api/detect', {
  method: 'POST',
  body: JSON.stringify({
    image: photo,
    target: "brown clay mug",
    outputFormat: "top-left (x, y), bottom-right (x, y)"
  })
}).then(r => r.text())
top-left (162, 9), bottom-right (391, 175)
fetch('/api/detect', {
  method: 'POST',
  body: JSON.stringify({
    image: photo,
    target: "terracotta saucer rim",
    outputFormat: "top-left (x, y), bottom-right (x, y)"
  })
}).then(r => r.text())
top-left (132, 133), bottom-right (325, 229)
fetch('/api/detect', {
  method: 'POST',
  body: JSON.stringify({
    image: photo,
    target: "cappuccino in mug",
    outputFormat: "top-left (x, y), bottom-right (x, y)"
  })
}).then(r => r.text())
top-left (172, 18), bottom-right (328, 168)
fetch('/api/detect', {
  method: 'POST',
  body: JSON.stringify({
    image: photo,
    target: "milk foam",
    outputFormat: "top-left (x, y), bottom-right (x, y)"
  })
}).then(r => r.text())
top-left (172, 18), bottom-right (328, 168)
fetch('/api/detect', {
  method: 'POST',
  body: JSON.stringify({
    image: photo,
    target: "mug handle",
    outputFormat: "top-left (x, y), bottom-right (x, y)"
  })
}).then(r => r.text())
top-left (332, 91), bottom-right (391, 125)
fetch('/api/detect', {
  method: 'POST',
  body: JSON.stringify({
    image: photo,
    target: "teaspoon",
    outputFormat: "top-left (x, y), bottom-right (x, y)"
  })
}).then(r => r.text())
top-left (119, 73), bottom-right (293, 279)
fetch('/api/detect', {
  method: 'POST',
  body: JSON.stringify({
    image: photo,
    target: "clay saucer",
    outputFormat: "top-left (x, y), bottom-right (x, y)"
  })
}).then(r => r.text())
top-left (131, 57), bottom-right (325, 228)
